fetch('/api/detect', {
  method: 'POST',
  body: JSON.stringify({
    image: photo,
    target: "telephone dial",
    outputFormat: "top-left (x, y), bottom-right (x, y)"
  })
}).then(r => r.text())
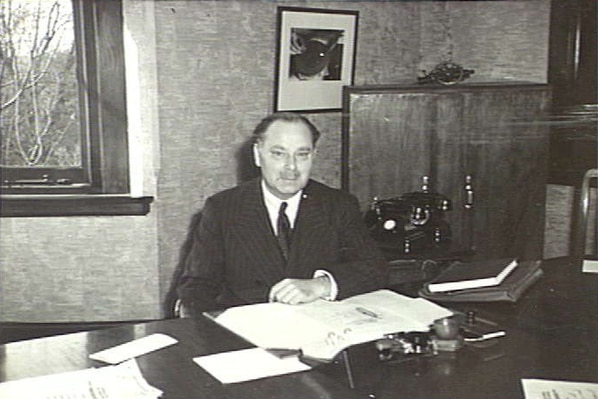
top-left (364, 190), bottom-right (452, 255)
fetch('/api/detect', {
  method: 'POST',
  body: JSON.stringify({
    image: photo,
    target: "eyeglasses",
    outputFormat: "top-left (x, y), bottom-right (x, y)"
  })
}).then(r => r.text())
top-left (268, 149), bottom-right (313, 163)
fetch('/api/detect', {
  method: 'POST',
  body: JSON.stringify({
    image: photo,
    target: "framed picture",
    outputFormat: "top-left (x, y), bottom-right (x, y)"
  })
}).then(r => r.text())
top-left (274, 7), bottom-right (359, 112)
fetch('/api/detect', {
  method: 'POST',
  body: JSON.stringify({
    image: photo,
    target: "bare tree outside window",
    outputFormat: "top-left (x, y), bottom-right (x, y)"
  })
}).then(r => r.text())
top-left (0, 0), bottom-right (147, 216)
top-left (0, 0), bottom-right (80, 168)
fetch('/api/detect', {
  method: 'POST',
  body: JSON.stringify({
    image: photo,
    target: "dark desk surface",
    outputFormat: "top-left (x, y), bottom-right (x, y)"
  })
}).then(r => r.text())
top-left (0, 316), bottom-right (364, 399)
top-left (340, 257), bottom-right (598, 398)
top-left (1, 258), bottom-right (596, 399)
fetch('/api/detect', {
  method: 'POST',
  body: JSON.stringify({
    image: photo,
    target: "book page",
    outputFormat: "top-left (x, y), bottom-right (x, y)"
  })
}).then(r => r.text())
top-left (343, 290), bottom-right (453, 326)
top-left (214, 302), bottom-right (332, 351)
top-left (214, 290), bottom-right (453, 360)
top-left (296, 299), bottom-right (437, 359)
top-left (298, 290), bottom-right (453, 359)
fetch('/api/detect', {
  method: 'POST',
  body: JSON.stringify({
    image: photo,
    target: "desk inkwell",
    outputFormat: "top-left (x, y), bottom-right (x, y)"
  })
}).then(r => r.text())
top-left (430, 315), bottom-right (464, 352)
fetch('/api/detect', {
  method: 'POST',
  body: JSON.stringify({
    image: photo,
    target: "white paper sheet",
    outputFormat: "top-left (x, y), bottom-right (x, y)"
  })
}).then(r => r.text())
top-left (521, 378), bottom-right (598, 399)
top-left (89, 333), bottom-right (178, 364)
top-left (0, 359), bottom-right (162, 399)
top-left (194, 348), bottom-right (311, 384)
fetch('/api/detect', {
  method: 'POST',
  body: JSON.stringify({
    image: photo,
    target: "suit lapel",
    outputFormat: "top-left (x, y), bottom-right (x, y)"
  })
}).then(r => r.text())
top-left (235, 180), bottom-right (287, 280)
top-left (287, 183), bottom-right (331, 275)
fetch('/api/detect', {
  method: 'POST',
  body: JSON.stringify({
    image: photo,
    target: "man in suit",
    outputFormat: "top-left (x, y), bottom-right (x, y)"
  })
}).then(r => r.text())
top-left (177, 112), bottom-right (388, 314)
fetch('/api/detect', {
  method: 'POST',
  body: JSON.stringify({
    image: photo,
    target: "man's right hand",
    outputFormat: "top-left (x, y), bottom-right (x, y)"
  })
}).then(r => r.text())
top-left (268, 276), bottom-right (331, 305)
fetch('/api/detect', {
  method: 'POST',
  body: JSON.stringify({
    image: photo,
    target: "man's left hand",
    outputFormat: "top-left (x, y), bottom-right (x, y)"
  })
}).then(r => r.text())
top-left (268, 276), bottom-right (331, 304)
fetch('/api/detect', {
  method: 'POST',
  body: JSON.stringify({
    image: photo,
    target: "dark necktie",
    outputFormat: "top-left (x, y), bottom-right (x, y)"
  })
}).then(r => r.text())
top-left (277, 201), bottom-right (292, 259)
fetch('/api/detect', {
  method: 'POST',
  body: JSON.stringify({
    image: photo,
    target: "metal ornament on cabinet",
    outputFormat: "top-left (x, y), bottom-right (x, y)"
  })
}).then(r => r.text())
top-left (418, 61), bottom-right (474, 86)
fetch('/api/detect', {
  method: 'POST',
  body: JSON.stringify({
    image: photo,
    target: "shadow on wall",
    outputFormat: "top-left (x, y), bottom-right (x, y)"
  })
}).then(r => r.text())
top-left (235, 137), bottom-right (260, 183)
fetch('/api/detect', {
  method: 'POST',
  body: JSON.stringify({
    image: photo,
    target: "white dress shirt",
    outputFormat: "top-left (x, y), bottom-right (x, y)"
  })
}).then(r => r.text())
top-left (262, 182), bottom-right (302, 234)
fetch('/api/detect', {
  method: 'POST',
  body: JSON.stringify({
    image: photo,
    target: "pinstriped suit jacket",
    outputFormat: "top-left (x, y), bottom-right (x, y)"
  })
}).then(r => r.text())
top-left (177, 178), bottom-right (389, 313)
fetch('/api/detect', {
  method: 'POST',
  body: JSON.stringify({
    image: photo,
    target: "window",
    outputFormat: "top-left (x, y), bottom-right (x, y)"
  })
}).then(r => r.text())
top-left (0, 0), bottom-right (152, 216)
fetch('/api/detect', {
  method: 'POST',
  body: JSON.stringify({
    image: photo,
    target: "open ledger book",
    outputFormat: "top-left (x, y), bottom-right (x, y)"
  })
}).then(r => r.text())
top-left (208, 289), bottom-right (452, 361)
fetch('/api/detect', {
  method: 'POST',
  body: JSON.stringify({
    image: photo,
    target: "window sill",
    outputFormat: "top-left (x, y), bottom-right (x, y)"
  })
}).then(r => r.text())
top-left (0, 195), bottom-right (154, 217)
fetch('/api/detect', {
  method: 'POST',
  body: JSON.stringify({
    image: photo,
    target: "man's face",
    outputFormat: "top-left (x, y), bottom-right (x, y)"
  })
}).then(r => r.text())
top-left (254, 120), bottom-right (315, 200)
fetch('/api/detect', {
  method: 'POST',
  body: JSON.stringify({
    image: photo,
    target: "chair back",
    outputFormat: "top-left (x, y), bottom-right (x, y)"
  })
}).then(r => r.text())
top-left (573, 168), bottom-right (598, 270)
top-left (164, 210), bottom-right (203, 318)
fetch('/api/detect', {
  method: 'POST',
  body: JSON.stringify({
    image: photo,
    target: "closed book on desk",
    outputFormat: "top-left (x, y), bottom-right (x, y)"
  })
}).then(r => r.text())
top-left (425, 258), bottom-right (518, 293)
top-left (419, 260), bottom-right (543, 302)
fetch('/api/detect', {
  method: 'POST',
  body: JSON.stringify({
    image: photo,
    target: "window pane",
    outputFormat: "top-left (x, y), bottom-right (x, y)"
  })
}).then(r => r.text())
top-left (0, 0), bottom-right (81, 168)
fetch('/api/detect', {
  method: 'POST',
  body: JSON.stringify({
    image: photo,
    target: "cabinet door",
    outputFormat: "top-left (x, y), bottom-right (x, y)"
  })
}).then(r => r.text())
top-left (342, 87), bottom-right (468, 257)
top-left (429, 92), bottom-right (471, 253)
top-left (342, 91), bottom-right (437, 205)
top-left (458, 88), bottom-right (551, 260)
top-left (342, 84), bottom-right (550, 261)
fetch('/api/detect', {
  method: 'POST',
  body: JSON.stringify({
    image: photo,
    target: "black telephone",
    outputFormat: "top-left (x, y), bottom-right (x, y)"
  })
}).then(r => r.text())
top-left (364, 191), bottom-right (452, 255)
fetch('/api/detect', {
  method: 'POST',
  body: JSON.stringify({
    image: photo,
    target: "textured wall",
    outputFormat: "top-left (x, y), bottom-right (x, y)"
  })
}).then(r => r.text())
top-left (153, 0), bottom-right (550, 316)
top-left (0, 0), bottom-right (552, 322)
top-left (0, 217), bottom-right (159, 321)
top-left (419, 2), bottom-right (549, 83)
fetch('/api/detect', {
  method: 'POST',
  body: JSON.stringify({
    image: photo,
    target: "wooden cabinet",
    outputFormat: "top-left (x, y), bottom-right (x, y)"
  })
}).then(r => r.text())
top-left (342, 83), bottom-right (551, 261)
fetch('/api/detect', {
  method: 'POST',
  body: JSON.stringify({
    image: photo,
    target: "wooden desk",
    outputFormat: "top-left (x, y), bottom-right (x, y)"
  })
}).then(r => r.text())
top-left (335, 258), bottom-right (598, 398)
top-left (0, 316), bottom-right (363, 399)
top-left (0, 259), bottom-right (595, 399)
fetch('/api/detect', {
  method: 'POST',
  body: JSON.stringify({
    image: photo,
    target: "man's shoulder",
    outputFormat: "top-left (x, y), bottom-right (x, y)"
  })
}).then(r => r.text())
top-left (205, 178), bottom-right (357, 206)
top-left (305, 179), bottom-right (357, 204)
top-left (208, 178), bottom-right (259, 202)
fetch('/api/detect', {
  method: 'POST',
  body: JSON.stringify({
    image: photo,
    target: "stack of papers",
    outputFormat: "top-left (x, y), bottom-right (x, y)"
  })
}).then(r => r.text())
top-left (521, 378), bottom-right (598, 399)
top-left (0, 359), bottom-right (162, 399)
top-left (583, 259), bottom-right (598, 273)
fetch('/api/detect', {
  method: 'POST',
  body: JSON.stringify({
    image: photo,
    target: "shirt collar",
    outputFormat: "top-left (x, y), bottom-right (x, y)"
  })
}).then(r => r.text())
top-left (261, 180), bottom-right (302, 228)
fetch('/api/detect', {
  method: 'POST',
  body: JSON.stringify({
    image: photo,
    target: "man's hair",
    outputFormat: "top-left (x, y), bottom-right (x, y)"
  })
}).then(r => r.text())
top-left (252, 112), bottom-right (321, 145)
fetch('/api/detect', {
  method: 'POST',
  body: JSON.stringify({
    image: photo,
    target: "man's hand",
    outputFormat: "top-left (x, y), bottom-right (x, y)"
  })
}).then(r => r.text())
top-left (269, 276), bottom-right (331, 305)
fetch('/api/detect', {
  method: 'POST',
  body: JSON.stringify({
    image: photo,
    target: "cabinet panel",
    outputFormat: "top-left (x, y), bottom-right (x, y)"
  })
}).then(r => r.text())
top-left (460, 89), bottom-right (551, 259)
top-left (342, 83), bottom-right (551, 261)
top-left (342, 93), bottom-right (436, 202)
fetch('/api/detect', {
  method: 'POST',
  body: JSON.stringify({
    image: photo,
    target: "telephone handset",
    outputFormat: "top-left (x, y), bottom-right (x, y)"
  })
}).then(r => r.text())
top-left (364, 191), bottom-right (452, 255)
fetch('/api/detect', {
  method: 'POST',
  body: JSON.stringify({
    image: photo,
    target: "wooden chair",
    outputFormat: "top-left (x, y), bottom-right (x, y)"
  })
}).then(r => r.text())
top-left (572, 168), bottom-right (598, 270)
top-left (164, 210), bottom-right (203, 318)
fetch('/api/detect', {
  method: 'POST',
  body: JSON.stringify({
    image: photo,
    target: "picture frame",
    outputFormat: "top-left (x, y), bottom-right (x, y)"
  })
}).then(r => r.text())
top-left (274, 7), bottom-right (359, 113)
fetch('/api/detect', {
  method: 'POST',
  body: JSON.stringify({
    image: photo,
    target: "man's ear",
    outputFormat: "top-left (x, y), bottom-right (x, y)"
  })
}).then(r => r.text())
top-left (252, 143), bottom-right (261, 168)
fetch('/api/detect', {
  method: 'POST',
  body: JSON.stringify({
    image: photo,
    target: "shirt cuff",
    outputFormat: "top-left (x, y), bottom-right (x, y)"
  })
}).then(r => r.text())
top-left (313, 269), bottom-right (338, 301)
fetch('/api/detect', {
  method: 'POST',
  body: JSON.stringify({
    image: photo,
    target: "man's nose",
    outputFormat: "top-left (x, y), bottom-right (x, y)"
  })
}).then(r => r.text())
top-left (284, 155), bottom-right (298, 170)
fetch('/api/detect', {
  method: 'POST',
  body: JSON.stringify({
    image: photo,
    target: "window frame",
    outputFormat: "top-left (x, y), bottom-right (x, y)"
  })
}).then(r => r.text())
top-left (0, 0), bottom-right (152, 217)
